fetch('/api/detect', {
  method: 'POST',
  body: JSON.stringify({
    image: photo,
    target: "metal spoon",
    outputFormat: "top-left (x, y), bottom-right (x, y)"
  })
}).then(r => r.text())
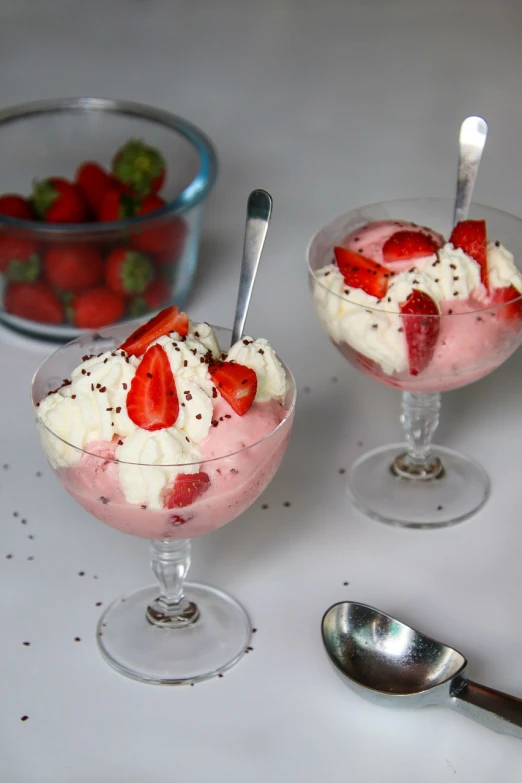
top-left (322, 601), bottom-right (522, 739)
top-left (453, 116), bottom-right (488, 225)
top-left (230, 189), bottom-right (273, 346)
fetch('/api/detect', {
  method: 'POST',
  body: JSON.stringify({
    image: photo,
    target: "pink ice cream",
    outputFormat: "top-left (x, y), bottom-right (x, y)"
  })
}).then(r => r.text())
top-left (37, 319), bottom-right (295, 540)
top-left (313, 219), bottom-right (522, 393)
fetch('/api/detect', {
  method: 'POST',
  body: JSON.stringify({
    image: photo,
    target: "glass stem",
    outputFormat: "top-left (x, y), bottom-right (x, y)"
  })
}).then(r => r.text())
top-left (392, 391), bottom-right (444, 480)
top-left (146, 539), bottom-right (199, 628)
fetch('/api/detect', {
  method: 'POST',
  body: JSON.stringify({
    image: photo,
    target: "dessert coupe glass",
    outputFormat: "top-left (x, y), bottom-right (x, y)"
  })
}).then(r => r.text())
top-left (32, 323), bottom-right (295, 684)
top-left (308, 198), bottom-right (522, 529)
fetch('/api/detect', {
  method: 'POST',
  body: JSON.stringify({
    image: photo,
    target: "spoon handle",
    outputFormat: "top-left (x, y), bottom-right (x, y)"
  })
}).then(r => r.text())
top-left (450, 677), bottom-right (522, 739)
top-left (453, 116), bottom-right (488, 225)
top-left (230, 189), bottom-right (273, 346)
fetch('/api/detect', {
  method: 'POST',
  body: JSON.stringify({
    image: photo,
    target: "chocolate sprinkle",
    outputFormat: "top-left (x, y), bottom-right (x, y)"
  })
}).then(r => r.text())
top-left (196, 414), bottom-right (202, 420)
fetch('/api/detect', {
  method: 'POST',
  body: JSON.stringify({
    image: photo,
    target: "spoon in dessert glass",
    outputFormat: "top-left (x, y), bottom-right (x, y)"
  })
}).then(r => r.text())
top-left (322, 601), bottom-right (522, 739)
top-left (231, 188), bottom-right (273, 346)
top-left (453, 115), bottom-right (488, 224)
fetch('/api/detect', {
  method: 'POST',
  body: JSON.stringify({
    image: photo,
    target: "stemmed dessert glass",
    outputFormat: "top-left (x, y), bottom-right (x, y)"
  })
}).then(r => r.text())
top-left (32, 323), bottom-right (295, 684)
top-left (308, 197), bottom-right (522, 529)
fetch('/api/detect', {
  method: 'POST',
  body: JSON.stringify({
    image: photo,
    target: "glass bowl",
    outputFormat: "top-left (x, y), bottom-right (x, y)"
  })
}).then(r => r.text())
top-left (308, 198), bottom-right (522, 528)
top-left (0, 98), bottom-right (217, 341)
top-left (32, 322), bottom-right (296, 684)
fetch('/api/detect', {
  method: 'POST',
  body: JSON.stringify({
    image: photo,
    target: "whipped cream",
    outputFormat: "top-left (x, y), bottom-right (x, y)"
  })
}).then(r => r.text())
top-left (227, 337), bottom-right (288, 401)
top-left (116, 428), bottom-right (200, 509)
top-left (313, 239), bottom-right (520, 375)
top-left (37, 321), bottom-right (286, 508)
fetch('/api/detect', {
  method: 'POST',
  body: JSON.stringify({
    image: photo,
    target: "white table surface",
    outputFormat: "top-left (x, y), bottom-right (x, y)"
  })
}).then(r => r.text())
top-left (2, 1), bottom-right (522, 780)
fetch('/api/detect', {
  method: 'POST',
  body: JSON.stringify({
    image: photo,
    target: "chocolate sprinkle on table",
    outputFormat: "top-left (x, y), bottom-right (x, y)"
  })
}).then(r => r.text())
top-left (21, 716), bottom-right (29, 722)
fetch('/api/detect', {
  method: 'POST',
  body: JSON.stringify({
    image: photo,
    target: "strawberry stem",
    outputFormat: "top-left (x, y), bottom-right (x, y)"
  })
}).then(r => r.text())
top-left (392, 392), bottom-right (443, 479)
top-left (146, 539), bottom-right (199, 628)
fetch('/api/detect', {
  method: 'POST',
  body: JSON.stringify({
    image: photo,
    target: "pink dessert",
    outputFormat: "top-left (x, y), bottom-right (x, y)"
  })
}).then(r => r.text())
top-left (312, 218), bottom-right (522, 392)
top-left (36, 307), bottom-right (295, 540)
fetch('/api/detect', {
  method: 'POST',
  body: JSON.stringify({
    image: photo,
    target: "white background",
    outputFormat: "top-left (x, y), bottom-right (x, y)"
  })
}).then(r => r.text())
top-left (1, 1), bottom-right (522, 780)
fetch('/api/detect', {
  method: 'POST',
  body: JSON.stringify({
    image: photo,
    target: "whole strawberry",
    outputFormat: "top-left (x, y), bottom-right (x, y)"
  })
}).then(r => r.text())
top-left (112, 139), bottom-right (166, 198)
top-left (75, 162), bottom-right (112, 213)
top-left (132, 194), bottom-right (187, 261)
top-left (105, 247), bottom-right (155, 295)
top-left (4, 280), bottom-right (64, 324)
top-left (0, 235), bottom-right (40, 281)
top-left (97, 188), bottom-right (136, 222)
top-left (32, 177), bottom-right (88, 223)
top-left (44, 245), bottom-right (104, 292)
top-left (129, 278), bottom-right (171, 317)
top-left (0, 194), bottom-right (34, 220)
top-left (69, 287), bottom-right (125, 329)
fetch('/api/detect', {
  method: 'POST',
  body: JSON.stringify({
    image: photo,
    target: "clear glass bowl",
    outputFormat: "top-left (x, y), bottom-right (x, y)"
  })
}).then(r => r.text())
top-left (308, 198), bottom-right (522, 528)
top-left (32, 323), bottom-right (296, 684)
top-left (0, 98), bottom-right (217, 341)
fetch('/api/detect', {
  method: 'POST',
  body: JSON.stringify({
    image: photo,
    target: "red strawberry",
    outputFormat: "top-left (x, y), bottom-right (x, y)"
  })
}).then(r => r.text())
top-left (399, 290), bottom-right (440, 375)
top-left (450, 220), bottom-right (488, 289)
top-left (0, 194), bottom-right (34, 220)
top-left (69, 287), bottom-right (125, 329)
top-left (119, 305), bottom-right (189, 356)
top-left (334, 246), bottom-right (390, 299)
top-left (32, 177), bottom-right (88, 223)
top-left (129, 279), bottom-right (171, 317)
top-left (75, 162), bottom-right (112, 212)
top-left (97, 188), bottom-right (136, 222)
top-left (112, 139), bottom-right (166, 198)
top-left (126, 344), bottom-right (179, 431)
top-left (4, 281), bottom-right (64, 324)
top-left (490, 285), bottom-right (522, 331)
top-left (0, 235), bottom-right (40, 278)
top-left (382, 230), bottom-right (440, 263)
top-left (105, 247), bottom-right (155, 296)
top-left (163, 472), bottom-right (210, 509)
top-left (132, 194), bottom-right (187, 261)
top-left (209, 361), bottom-right (257, 416)
top-left (44, 245), bottom-right (104, 292)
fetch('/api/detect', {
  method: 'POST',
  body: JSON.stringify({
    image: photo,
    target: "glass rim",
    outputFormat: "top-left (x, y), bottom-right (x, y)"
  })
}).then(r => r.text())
top-left (0, 97), bottom-right (218, 233)
top-left (307, 196), bottom-right (522, 316)
top-left (31, 324), bottom-right (297, 468)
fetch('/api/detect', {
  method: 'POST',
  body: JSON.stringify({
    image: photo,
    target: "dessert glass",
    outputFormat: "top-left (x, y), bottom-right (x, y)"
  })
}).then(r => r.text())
top-left (32, 323), bottom-right (295, 684)
top-left (308, 198), bottom-right (522, 529)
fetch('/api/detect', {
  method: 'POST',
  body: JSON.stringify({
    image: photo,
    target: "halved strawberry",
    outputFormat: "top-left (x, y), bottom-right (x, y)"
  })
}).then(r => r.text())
top-left (333, 246), bottom-right (390, 299)
top-left (450, 220), bottom-right (488, 289)
top-left (209, 361), bottom-right (257, 416)
top-left (399, 290), bottom-right (440, 375)
top-left (382, 230), bottom-right (440, 263)
top-left (163, 472), bottom-right (210, 509)
top-left (490, 285), bottom-right (522, 331)
top-left (126, 344), bottom-right (179, 430)
top-left (119, 305), bottom-right (189, 356)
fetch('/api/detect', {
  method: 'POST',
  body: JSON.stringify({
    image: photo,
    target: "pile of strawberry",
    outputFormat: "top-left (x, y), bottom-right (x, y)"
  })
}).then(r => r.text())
top-left (0, 139), bottom-right (187, 329)
top-left (333, 220), bottom-right (522, 376)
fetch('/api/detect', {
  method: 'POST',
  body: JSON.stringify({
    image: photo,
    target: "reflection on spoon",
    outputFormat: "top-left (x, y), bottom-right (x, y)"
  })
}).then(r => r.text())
top-left (453, 116), bottom-right (488, 225)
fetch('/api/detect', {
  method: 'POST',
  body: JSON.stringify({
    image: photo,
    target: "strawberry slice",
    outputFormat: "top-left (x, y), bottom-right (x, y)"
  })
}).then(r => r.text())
top-left (164, 472), bottom-right (211, 509)
top-left (490, 285), bottom-right (522, 331)
top-left (209, 361), bottom-right (257, 416)
top-left (120, 305), bottom-right (189, 356)
top-left (399, 290), bottom-right (440, 375)
top-left (382, 230), bottom-right (440, 263)
top-left (333, 246), bottom-right (390, 299)
top-left (450, 220), bottom-right (488, 289)
top-left (126, 344), bottom-right (179, 430)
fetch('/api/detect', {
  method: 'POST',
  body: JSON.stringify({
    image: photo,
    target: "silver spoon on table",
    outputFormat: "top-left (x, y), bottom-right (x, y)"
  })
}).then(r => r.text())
top-left (230, 189), bottom-right (273, 346)
top-left (322, 601), bottom-right (522, 739)
top-left (453, 115), bottom-right (488, 224)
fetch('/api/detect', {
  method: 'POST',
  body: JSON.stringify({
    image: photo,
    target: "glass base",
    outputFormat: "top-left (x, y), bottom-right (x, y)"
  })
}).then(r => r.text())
top-left (348, 443), bottom-right (490, 529)
top-left (96, 582), bottom-right (251, 685)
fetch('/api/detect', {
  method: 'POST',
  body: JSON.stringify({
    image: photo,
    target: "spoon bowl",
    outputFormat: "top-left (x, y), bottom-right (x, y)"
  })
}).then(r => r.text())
top-left (322, 602), bottom-right (522, 737)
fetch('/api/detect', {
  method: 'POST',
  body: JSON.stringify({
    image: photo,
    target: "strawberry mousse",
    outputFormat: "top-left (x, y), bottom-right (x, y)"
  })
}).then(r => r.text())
top-left (36, 306), bottom-right (295, 539)
top-left (312, 219), bottom-right (522, 392)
